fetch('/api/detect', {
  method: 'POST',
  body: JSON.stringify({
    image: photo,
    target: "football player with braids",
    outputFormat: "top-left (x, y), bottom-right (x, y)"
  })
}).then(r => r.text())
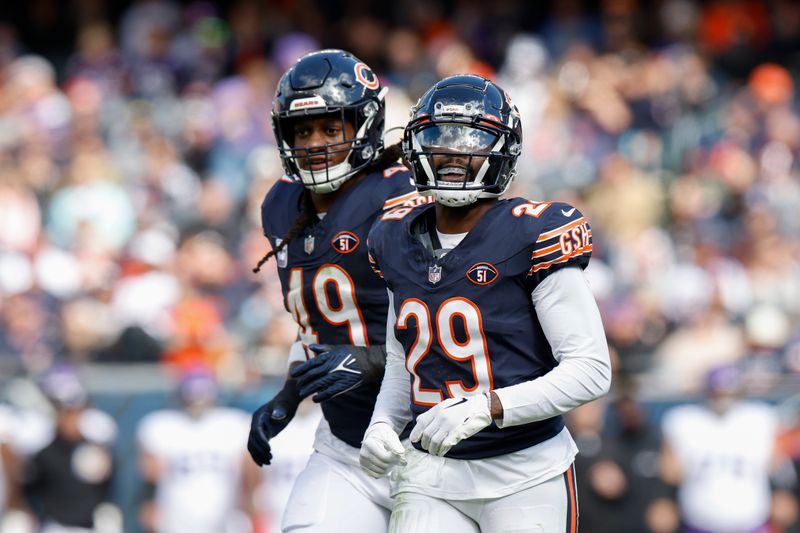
top-left (360, 75), bottom-right (612, 532)
top-left (247, 50), bottom-right (417, 531)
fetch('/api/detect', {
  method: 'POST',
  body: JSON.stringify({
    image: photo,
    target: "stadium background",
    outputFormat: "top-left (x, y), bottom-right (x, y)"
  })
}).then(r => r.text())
top-left (0, 0), bottom-right (799, 531)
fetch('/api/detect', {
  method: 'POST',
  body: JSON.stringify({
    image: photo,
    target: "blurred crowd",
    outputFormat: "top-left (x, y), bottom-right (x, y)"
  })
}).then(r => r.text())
top-left (0, 0), bottom-right (799, 392)
top-left (0, 0), bottom-right (800, 531)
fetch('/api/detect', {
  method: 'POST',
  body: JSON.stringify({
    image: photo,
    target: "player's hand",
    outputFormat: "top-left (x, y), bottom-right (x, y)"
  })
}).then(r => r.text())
top-left (359, 422), bottom-right (406, 478)
top-left (290, 344), bottom-right (364, 402)
top-left (410, 394), bottom-right (492, 457)
top-left (247, 380), bottom-right (301, 466)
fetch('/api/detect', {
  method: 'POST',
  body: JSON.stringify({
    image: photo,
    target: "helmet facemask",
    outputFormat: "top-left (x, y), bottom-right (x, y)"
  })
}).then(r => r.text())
top-left (405, 118), bottom-right (520, 207)
top-left (271, 49), bottom-right (388, 195)
top-left (274, 98), bottom-right (384, 194)
top-left (403, 75), bottom-right (522, 207)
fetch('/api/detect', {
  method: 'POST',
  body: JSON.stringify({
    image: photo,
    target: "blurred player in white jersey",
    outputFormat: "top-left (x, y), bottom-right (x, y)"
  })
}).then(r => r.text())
top-left (137, 368), bottom-right (259, 533)
top-left (661, 364), bottom-right (787, 533)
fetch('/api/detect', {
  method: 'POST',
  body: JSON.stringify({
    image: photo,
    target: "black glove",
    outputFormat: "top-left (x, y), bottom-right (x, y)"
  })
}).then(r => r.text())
top-left (290, 344), bottom-right (387, 403)
top-left (247, 379), bottom-right (301, 466)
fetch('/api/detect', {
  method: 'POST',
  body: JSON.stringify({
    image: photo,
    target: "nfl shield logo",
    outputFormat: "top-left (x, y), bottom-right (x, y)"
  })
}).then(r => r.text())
top-left (428, 264), bottom-right (442, 285)
top-left (304, 234), bottom-right (315, 255)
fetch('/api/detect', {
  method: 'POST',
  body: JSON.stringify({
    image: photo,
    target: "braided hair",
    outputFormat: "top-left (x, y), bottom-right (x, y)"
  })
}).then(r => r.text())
top-left (252, 142), bottom-right (405, 273)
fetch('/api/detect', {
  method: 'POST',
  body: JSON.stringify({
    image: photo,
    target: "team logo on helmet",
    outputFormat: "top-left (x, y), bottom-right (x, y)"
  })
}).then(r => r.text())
top-left (354, 62), bottom-right (380, 90)
top-left (331, 231), bottom-right (360, 254)
top-left (466, 262), bottom-right (499, 285)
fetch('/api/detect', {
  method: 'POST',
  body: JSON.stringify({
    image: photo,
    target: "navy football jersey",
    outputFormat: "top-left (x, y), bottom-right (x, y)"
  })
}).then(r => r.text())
top-left (261, 166), bottom-right (416, 448)
top-left (368, 198), bottom-right (592, 459)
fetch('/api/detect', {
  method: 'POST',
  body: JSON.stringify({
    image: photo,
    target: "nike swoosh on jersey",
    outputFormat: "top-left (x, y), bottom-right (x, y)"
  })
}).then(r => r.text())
top-left (561, 208), bottom-right (576, 217)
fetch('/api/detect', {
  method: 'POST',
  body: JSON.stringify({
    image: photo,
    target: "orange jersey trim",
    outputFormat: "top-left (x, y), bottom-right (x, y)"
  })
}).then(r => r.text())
top-left (536, 217), bottom-right (588, 242)
top-left (530, 245), bottom-right (592, 273)
top-left (383, 191), bottom-right (420, 210)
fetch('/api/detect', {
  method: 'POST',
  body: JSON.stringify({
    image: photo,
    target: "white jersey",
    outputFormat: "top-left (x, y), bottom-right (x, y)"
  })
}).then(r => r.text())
top-left (662, 402), bottom-right (777, 532)
top-left (255, 405), bottom-right (322, 532)
top-left (6, 408), bottom-right (54, 457)
top-left (136, 408), bottom-right (250, 533)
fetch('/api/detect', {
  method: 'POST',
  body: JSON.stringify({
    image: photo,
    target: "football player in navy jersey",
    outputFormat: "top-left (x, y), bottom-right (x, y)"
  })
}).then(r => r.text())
top-left (246, 49), bottom-right (417, 532)
top-left (360, 74), bottom-right (612, 532)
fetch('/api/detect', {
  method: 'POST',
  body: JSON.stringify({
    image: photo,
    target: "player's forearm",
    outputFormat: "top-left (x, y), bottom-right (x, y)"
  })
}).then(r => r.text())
top-left (370, 346), bottom-right (412, 432)
top-left (494, 267), bottom-right (611, 427)
top-left (493, 357), bottom-right (611, 426)
top-left (368, 290), bottom-right (412, 433)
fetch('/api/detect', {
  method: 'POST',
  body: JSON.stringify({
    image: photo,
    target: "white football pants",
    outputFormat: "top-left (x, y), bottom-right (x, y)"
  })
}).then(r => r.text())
top-left (389, 464), bottom-right (578, 533)
top-left (281, 451), bottom-right (392, 532)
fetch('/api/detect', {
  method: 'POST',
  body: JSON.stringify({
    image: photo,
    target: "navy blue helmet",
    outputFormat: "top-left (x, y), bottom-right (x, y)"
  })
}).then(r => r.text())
top-left (272, 49), bottom-right (387, 193)
top-left (403, 75), bottom-right (522, 207)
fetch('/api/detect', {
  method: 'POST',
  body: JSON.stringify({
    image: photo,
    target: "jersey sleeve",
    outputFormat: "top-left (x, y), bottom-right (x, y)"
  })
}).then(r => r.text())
top-left (660, 405), bottom-right (695, 449)
top-left (366, 214), bottom-right (393, 287)
top-left (367, 248), bottom-right (383, 280)
top-left (366, 217), bottom-right (386, 283)
top-left (376, 166), bottom-right (420, 211)
top-left (527, 202), bottom-right (593, 287)
top-left (136, 411), bottom-right (173, 455)
top-left (260, 178), bottom-right (300, 239)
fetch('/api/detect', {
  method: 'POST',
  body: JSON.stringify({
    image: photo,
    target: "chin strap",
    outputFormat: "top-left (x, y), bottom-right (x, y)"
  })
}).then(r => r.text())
top-left (297, 159), bottom-right (353, 193)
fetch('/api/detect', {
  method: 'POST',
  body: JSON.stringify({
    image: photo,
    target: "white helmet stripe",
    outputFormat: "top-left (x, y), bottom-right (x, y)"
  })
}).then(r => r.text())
top-left (412, 134), bottom-right (437, 187)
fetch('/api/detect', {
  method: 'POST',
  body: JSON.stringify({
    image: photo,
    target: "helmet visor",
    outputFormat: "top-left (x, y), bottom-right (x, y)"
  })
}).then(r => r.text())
top-left (415, 124), bottom-right (499, 153)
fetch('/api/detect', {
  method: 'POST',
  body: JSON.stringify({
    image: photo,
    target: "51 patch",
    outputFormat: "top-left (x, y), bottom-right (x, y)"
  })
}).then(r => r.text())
top-left (331, 231), bottom-right (360, 254)
top-left (466, 262), bottom-right (499, 285)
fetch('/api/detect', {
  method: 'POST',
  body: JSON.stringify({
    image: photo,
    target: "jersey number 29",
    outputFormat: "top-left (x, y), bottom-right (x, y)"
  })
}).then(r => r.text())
top-left (397, 297), bottom-right (494, 405)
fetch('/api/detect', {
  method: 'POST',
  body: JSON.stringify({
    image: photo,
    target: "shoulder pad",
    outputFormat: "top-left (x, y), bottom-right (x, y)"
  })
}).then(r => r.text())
top-left (528, 201), bottom-right (592, 280)
top-left (370, 165), bottom-right (419, 211)
top-left (261, 179), bottom-right (303, 236)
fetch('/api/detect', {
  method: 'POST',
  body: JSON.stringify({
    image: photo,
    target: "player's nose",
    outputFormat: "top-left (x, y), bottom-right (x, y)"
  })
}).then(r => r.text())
top-left (441, 151), bottom-right (470, 165)
top-left (305, 128), bottom-right (331, 151)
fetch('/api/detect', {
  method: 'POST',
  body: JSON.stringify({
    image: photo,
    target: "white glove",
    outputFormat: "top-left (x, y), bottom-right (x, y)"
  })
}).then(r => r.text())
top-left (410, 394), bottom-right (492, 456)
top-left (359, 422), bottom-right (406, 478)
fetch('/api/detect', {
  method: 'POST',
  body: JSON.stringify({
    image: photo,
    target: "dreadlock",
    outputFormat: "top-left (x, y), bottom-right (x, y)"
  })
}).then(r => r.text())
top-left (252, 142), bottom-right (405, 273)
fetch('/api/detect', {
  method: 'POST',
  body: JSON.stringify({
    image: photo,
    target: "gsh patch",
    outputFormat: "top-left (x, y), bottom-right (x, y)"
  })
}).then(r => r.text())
top-left (466, 262), bottom-right (499, 285)
top-left (331, 231), bottom-right (360, 254)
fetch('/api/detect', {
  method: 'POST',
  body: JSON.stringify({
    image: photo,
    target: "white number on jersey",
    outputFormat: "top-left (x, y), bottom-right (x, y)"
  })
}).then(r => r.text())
top-left (397, 297), bottom-right (493, 405)
top-left (287, 264), bottom-right (368, 347)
